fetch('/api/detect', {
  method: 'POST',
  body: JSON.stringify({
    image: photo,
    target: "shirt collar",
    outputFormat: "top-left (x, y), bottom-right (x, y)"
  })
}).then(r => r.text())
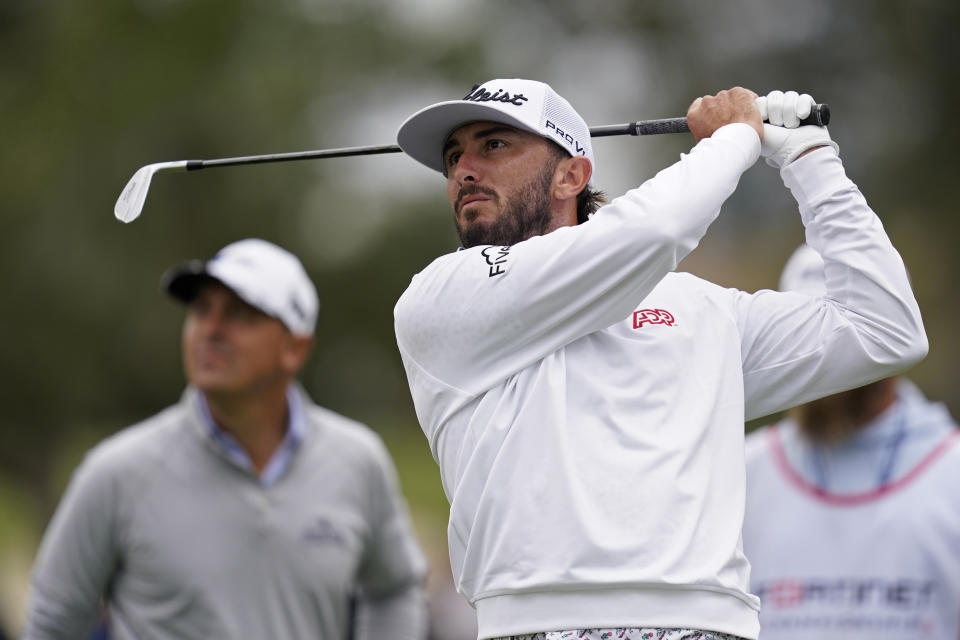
top-left (197, 386), bottom-right (306, 486)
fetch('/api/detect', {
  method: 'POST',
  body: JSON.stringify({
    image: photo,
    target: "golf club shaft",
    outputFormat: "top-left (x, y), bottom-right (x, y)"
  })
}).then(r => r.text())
top-left (189, 144), bottom-right (403, 170)
top-left (183, 104), bottom-right (830, 170)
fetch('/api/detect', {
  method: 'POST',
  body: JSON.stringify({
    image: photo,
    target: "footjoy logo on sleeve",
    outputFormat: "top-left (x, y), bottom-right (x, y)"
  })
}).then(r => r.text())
top-left (463, 85), bottom-right (529, 106)
top-left (633, 309), bottom-right (675, 329)
top-left (481, 245), bottom-right (510, 277)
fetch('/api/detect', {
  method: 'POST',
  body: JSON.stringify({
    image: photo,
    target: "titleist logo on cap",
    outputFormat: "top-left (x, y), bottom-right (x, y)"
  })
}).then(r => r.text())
top-left (463, 84), bottom-right (528, 106)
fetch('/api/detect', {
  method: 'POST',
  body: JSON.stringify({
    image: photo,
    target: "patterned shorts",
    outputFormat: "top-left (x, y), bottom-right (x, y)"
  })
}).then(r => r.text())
top-left (492, 630), bottom-right (746, 640)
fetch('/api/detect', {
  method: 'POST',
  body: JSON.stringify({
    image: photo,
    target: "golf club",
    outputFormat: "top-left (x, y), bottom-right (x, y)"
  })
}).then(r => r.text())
top-left (114, 104), bottom-right (829, 223)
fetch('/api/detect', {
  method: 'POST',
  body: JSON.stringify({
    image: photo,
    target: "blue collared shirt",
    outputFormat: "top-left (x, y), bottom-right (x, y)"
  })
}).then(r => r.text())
top-left (197, 387), bottom-right (305, 487)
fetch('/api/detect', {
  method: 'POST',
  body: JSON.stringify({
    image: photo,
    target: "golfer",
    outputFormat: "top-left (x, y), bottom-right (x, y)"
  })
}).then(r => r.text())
top-left (391, 79), bottom-right (927, 640)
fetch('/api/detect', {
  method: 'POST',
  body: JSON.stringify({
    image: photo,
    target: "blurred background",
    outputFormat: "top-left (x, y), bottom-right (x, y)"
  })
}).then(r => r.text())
top-left (1, 0), bottom-right (957, 636)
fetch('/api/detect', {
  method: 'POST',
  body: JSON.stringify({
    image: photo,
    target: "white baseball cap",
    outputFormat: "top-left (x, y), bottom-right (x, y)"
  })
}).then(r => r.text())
top-left (164, 238), bottom-right (319, 337)
top-left (778, 244), bottom-right (826, 295)
top-left (397, 78), bottom-right (595, 185)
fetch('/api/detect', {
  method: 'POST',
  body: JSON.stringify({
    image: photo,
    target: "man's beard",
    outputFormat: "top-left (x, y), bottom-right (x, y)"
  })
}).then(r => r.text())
top-left (454, 160), bottom-right (556, 249)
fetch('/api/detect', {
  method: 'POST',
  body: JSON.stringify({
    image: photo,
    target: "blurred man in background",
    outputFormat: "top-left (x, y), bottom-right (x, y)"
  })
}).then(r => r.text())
top-left (22, 238), bottom-right (428, 640)
top-left (392, 78), bottom-right (926, 640)
top-left (743, 244), bottom-right (960, 639)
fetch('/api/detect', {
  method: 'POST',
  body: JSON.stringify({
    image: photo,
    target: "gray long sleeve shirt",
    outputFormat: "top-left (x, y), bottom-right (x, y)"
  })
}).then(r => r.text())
top-left (23, 386), bottom-right (428, 640)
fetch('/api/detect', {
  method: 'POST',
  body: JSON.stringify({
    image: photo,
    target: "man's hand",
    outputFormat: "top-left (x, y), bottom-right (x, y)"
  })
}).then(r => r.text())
top-left (687, 87), bottom-right (763, 144)
top-left (757, 90), bottom-right (839, 168)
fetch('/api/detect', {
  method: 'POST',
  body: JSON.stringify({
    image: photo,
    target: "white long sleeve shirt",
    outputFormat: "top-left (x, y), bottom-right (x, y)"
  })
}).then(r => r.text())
top-left (393, 124), bottom-right (927, 640)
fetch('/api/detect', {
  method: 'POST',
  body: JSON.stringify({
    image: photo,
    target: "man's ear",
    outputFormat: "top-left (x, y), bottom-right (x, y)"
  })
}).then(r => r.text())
top-left (552, 156), bottom-right (592, 201)
top-left (283, 335), bottom-right (314, 376)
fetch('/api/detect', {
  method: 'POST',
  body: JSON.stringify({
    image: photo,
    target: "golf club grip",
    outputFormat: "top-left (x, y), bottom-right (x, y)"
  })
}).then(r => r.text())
top-left (591, 103), bottom-right (831, 137)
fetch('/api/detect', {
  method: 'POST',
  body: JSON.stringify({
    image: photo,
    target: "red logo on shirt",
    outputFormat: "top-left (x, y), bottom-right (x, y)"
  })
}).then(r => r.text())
top-left (633, 309), bottom-right (675, 329)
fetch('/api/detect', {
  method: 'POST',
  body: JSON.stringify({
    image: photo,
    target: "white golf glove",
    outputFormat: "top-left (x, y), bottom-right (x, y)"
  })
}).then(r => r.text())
top-left (757, 90), bottom-right (838, 168)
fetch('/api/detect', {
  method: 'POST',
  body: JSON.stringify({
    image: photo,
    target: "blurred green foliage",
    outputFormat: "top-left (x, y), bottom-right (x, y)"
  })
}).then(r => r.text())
top-left (1, 0), bottom-right (958, 633)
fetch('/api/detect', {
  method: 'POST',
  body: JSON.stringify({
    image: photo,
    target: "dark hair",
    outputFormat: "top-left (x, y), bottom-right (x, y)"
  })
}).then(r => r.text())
top-left (575, 185), bottom-right (606, 224)
top-left (546, 143), bottom-right (606, 224)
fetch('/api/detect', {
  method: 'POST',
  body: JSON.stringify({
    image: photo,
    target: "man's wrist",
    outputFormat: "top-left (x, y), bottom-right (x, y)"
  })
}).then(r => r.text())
top-left (795, 145), bottom-right (827, 160)
top-left (710, 122), bottom-right (762, 167)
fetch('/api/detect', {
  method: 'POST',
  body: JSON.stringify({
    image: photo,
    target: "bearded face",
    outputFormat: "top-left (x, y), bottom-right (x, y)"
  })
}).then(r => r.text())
top-left (454, 159), bottom-right (557, 249)
top-left (442, 122), bottom-right (570, 249)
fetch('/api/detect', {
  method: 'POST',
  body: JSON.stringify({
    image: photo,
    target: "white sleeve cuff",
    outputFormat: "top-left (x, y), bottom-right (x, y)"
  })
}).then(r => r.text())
top-left (709, 122), bottom-right (762, 170)
top-left (780, 147), bottom-right (851, 223)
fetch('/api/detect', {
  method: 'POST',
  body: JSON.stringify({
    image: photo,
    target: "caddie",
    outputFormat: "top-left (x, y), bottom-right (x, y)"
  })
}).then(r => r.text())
top-left (743, 244), bottom-right (960, 639)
